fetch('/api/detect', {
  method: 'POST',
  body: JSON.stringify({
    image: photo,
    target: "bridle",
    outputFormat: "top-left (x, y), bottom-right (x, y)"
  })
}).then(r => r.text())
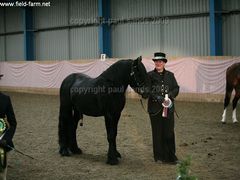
top-left (130, 63), bottom-right (145, 87)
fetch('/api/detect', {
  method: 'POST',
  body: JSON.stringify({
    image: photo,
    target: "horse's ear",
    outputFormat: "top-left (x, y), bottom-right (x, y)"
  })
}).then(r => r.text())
top-left (134, 56), bottom-right (142, 66)
top-left (133, 56), bottom-right (142, 66)
top-left (137, 56), bottom-right (142, 62)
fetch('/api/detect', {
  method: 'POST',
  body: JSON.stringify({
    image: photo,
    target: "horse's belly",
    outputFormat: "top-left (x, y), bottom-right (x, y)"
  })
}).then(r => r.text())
top-left (78, 106), bottom-right (104, 117)
top-left (83, 111), bottom-right (103, 117)
top-left (71, 89), bottom-right (126, 117)
top-left (72, 95), bottom-right (105, 117)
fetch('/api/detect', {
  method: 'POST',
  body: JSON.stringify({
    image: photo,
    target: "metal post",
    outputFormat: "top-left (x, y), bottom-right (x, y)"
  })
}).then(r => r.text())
top-left (3, 7), bottom-right (6, 61)
top-left (209, 0), bottom-right (222, 55)
top-left (23, 7), bottom-right (34, 61)
top-left (98, 0), bottom-right (111, 58)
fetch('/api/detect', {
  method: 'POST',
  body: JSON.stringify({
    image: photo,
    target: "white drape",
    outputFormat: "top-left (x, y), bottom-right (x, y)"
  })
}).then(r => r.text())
top-left (0, 58), bottom-right (240, 94)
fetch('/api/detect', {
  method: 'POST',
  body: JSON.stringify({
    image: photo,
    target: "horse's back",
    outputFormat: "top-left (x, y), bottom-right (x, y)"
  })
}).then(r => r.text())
top-left (61, 73), bottom-right (90, 90)
top-left (60, 73), bottom-right (91, 101)
top-left (226, 63), bottom-right (240, 87)
top-left (227, 63), bottom-right (240, 72)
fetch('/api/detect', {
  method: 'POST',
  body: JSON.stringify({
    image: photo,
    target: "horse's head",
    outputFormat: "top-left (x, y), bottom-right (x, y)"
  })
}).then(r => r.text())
top-left (129, 56), bottom-right (150, 97)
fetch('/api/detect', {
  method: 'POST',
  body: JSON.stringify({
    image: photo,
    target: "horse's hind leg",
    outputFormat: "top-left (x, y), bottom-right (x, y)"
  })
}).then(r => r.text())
top-left (58, 103), bottom-right (72, 156)
top-left (221, 82), bottom-right (233, 123)
top-left (232, 87), bottom-right (240, 123)
top-left (69, 108), bottom-right (82, 154)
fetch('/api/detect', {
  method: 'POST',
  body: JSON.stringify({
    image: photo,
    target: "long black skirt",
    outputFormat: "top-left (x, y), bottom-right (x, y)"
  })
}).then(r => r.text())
top-left (149, 111), bottom-right (178, 162)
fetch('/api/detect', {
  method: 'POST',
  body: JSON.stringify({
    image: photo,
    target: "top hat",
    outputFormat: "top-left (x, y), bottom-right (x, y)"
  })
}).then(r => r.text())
top-left (152, 52), bottom-right (167, 63)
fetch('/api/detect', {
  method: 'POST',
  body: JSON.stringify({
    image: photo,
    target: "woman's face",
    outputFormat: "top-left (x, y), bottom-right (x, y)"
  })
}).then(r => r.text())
top-left (154, 60), bottom-right (165, 72)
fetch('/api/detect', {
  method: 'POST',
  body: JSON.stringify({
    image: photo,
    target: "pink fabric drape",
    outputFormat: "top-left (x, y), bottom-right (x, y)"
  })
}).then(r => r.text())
top-left (0, 58), bottom-right (240, 94)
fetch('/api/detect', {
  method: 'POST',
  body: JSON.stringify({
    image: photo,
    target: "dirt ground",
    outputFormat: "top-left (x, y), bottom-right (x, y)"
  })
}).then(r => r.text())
top-left (4, 92), bottom-right (240, 180)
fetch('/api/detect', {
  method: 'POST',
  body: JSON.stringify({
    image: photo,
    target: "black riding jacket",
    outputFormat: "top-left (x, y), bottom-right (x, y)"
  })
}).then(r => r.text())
top-left (147, 69), bottom-right (179, 115)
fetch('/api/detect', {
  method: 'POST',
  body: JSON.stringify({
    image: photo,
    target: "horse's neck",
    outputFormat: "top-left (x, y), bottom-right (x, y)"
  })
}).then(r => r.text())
top-left (100, 60), bottom-right (132, 87)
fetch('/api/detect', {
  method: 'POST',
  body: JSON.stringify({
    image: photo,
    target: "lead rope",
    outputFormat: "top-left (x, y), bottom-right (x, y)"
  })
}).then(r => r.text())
top-left (6, 145), bottom-right (35, 160)
top-left (140, 98), bottom-right (162, 116)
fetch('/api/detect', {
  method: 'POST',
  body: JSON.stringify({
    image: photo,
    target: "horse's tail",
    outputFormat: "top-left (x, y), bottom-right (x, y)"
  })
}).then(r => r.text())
top-left (60, 73), bottom-right (78, 101)
top-left (58, 74), bottom-right (78, 151)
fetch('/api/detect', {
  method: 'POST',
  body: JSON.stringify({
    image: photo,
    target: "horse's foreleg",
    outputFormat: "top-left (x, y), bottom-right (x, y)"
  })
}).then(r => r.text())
top-left (105, 113), bottom-right (121, 165)
top-left (221, 108), bottom-right (227, 123)
top-left (221, 84), bottom-right (233, 123)
top-left (232, 91), bottom-right (240, 123)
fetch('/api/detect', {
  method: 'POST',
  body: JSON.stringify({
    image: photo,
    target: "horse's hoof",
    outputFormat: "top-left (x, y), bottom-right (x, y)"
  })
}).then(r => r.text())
top-left (70, 147), bottom-right (82, 154)
top-left (221, 121), bottom-right (226, 124)
top-left (115, 151), bottom-right (121, 158)
top-left (233, 120), bottom-right (238, 124)
top-left (59, 147), bottom-right (71, 156)
top-left (106, 158), bottom-right (119, 165)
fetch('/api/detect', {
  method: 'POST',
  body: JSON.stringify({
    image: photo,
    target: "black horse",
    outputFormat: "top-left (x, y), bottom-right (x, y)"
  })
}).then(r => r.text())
top-left (221, 62), bottom-right (240, 124)
top-left (58, 57), bottom-right (148, 165)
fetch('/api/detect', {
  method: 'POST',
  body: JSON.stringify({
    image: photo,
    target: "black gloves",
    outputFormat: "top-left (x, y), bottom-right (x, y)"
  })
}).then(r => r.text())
top-left (156, 95), bottom-right (164, 103)
top-left (141, 93), bottom-right (149, 99)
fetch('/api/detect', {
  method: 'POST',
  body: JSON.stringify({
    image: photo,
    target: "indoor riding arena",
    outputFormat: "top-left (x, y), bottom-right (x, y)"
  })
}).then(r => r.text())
top-left (0, 0), bottom-right (240, 180)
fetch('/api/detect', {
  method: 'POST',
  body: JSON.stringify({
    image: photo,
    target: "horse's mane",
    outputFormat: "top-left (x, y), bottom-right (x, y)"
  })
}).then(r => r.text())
top-left (100, 60), bottom-right (132, 84)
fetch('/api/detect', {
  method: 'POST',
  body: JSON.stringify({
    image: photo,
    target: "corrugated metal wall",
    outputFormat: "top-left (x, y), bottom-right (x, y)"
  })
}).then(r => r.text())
top-left (0, 37), bottom-right (5, 61)
top-left (1, 0), bottom-right (239, 60)
top-left (0, 9), bottom-right (4, 34)
top-left (0, 7), bottom-right (24, 61)
top-left (5, 7), bottom-right (23, 32)
top-left (163, 17), bottom-right (210, 56)
top-left (0, 9), bottom-right (5, 61)
top-left (111, 0), bottom-right (209, 18)
top-left (35, 30), bottom-right (69, 60)
top-left (222, 0), bottom-right (240, 56)
top-left (222, 0), bottom-right (240, 10)
top-left (34, 0), bottom-right (98, 60)
top-left (6, 34), bottom-right (24, 61)
top-left (70, 0), bottom-right (98, 22)
top-left (112, 16), bottom-right (209, 58)
top-left (161, 0), bottom-right (209, 15)
top-left (111, 0), bottom-right (209, 57)
top-left (222, 14), bottom-right (240, 56)
top-left (34, 0), bottom-right (68, 29)
top-left (35, 27), bottom-right (98, 60)
top-left (69, 0), bottom-right (98, 59)
top-left (70, 27), bottom-right (98, 59)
